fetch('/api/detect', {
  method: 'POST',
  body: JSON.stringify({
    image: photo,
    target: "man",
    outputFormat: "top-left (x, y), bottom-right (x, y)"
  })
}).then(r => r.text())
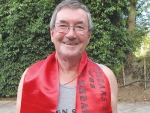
top-left (16, 0), bottom-right (118, 113)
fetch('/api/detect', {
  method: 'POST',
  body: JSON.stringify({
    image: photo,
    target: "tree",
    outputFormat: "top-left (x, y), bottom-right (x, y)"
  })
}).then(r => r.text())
top-left (136, 0), bottom-right (150, 32)
top-left (82, 0), bottom-right (132, 72)
top-left (0, 0), bottom-right (138, 97)
top-left (0, 0), bottom-right (56, 97)
top-left (126, 0), bottom-right (150, 62)
top-left (128, 0), bottom-right (137, 31)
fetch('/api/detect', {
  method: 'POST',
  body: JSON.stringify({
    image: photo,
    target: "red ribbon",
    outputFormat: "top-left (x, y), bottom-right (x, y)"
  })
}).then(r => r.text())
top-left (21, 52), bottom-right (112, 113)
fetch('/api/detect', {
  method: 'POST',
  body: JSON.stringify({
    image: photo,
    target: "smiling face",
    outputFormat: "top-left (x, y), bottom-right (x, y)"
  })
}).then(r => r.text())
top-left (50, 8), bottom-right (92, 60)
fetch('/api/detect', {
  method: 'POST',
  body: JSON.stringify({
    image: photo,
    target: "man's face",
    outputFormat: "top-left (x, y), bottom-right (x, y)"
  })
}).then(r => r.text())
top-left (50, 8), bottom-right (92, 59)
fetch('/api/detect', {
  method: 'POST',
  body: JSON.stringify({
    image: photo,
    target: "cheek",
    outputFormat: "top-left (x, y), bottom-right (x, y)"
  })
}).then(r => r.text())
top-left (83, 36), bottom-right (90, 45)
top-left (53, 35), bottom-right (66, 46)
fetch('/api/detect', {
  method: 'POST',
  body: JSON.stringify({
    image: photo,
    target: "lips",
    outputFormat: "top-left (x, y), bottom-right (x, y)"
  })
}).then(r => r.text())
top-left (63, 42), bottom-right (78, 45)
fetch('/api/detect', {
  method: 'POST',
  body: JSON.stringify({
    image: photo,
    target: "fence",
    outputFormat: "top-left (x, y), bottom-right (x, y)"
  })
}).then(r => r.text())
top-left (118, 56), bottom-right (150, 90)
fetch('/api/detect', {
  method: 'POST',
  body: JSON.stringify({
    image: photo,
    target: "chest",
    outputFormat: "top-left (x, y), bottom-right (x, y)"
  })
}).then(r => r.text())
top-left (57, 84), bottom-right (76, 113)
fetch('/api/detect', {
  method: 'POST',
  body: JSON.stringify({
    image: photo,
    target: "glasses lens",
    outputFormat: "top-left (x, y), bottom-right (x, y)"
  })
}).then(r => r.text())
top-left (55, 23), bottom-right (87, 34)
top-left (55, 24), bottom-right (68, 33)
top-left (75, 25), bottom-right (86, 34)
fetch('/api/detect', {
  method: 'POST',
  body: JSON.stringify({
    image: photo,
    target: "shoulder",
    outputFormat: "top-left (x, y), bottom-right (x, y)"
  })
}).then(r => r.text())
top-left (16, 68), bottom-right (28, 113)
top-left (100, 64), bottom-right (116, 81)
top-left (96, 64), bottom-right (116, 81)
top-left (28, 60), bottom-right (45, 70)
top-left (99, 64), bottom-right (118, 113)
top-left (16, 60), bottom-right (45, 113)
top-left (97, 64), bottom-right (118, 93)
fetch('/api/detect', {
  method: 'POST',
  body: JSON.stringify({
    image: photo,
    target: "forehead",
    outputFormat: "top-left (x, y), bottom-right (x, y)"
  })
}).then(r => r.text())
top-left (55, 8), bottom-right (88, 24)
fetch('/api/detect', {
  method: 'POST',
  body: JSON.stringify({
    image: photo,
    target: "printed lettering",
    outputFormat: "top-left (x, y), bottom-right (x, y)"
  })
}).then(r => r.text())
top-left (82, 110), bottom-right (89, 113)
top-left (93, 66), bottom-right (100, 70)
top-left (103, 107), bottom-right (108, 111)
top-left (72, 109), bottom-right (76, 113)
top-left (79, 87), bottom-right (86, 94)
top-left (89, 78), bottom-right (94, 82)
top-left (81, 103), bottom-right (88, 109)
top-left (62, 109), bottom-right (68, 113)
top-left (101, 91), bottom-right (107, 96)
top-left (80, 73), bottom-right (84, 77)
top-left (78, 80), bottom-right (85, 86)
top-left (88, 70), bottom-right (93, 76)
top-left (56, 110), bottom-right (61, 113)
top-left (80, 96), bottom-right (87, 101)
top-left (102, 97), bottom-right (107, 102)
top-left (97, 78), bottom-right (104, 83)
top-left (95, 72), bottom-right (102, 76)
top-left (90, 84), bottom-right (95, 88)
top-left (99, 84), bottom-right (106, 88)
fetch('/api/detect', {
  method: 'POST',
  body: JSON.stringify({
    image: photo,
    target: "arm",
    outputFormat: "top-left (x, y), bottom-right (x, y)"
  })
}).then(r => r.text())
top-left (102, 65), bottom-right (118, 113)
top-left (16, 69), bottom-right (28, 113)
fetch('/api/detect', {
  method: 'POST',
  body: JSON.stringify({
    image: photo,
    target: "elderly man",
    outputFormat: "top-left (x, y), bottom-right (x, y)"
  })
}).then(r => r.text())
top-left (16, 0), bottom-right (118, 113)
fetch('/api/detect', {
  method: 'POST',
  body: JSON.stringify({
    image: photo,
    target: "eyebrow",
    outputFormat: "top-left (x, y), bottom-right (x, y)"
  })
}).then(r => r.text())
top-left (58, 20), bottom-right (84, 24)
top-left (77, 21), bottom-right (84, 24)
top-left (59, 20), bottom-right (67, 23)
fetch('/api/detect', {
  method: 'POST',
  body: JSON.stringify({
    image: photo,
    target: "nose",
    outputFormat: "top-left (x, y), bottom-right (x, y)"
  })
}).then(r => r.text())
top-left (65, 26), bottom-right (76, 38)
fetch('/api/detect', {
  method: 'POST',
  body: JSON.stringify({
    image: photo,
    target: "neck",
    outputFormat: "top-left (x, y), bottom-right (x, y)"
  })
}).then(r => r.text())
top-left (56, 53), bottom-right (82, 71)
top-left (56, 53), bottom-right (82, 86)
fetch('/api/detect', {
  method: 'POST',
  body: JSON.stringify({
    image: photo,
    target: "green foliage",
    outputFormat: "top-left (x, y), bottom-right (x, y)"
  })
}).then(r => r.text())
top-left (0, 0), bottom-right (55, 97)
top-left (84, 0), bottom-right (131, 70)
top-left (134, 35), bottom-right (150, 57)
top-left (0, 0), bottom-right (144, 97)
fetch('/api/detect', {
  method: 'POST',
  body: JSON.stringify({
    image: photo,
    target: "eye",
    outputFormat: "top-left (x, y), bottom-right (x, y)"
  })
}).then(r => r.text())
top-left (58, 24), bottom-right (68, 28)
top-left (75, 25), bottom-right (85, 30)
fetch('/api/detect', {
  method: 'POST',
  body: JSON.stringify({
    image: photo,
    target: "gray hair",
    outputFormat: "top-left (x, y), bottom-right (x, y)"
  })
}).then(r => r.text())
top-left (50, 0), bottom-right (93, 31)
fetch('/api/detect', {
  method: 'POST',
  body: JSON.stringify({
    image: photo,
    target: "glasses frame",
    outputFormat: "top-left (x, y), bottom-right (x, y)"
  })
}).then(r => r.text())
top-left (54, 23), bottom-right (89, 35)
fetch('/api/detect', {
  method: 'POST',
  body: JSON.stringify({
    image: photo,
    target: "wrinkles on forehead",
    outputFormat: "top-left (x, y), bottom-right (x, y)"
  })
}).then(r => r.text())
top-left (57, 20), bottom-right (85, 25)
top-left (55, 8), bottom-right (88, 26)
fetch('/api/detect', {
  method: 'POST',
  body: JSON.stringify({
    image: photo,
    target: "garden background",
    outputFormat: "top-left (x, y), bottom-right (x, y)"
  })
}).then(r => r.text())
top-left (0, 0), bottom-right (150, 99)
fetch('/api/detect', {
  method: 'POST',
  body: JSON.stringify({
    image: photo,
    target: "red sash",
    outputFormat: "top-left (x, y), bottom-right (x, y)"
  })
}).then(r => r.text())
top-left (20, 52), bottom-right (112, 113)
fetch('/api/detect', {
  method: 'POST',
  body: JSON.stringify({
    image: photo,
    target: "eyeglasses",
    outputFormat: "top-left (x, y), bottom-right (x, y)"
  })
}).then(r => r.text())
top-left (54, 23), bottom-right (88, 35)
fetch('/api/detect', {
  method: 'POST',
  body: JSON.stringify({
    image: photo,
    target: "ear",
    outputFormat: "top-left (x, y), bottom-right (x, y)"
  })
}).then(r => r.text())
top-left (87, 30), bottom-right (92, 45)
top-left (50, 28), bottom-right (54, 43)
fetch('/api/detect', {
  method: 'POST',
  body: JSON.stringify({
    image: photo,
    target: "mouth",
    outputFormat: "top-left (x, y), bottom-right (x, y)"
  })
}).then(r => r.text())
top-left (63, 42), bottom-right (78, 46)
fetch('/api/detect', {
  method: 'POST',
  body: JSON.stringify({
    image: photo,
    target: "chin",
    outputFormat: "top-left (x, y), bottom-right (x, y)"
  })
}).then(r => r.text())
top-left (65, 53), bottom-right (78, 58)
top-left (60, 51), bottom-right (82, 59)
